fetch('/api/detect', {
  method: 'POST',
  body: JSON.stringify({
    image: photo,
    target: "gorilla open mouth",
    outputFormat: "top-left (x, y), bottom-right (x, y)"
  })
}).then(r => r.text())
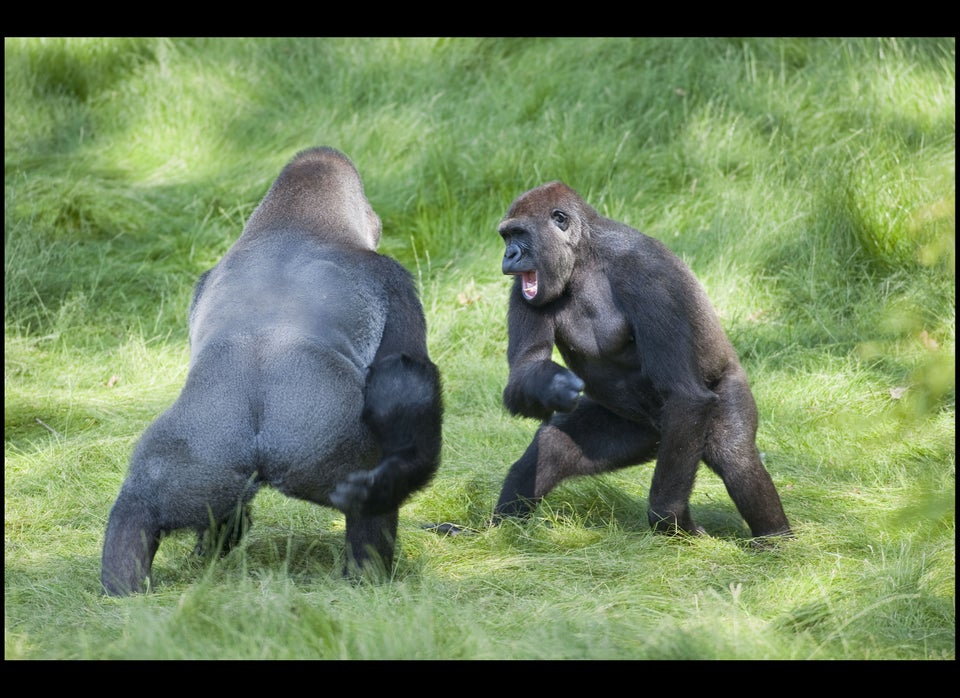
top-left (521, 271), bottom-right (538, 300)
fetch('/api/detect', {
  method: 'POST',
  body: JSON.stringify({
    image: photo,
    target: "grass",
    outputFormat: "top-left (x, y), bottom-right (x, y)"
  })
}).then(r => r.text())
top-left (4, 37), bottom-right (955, 660)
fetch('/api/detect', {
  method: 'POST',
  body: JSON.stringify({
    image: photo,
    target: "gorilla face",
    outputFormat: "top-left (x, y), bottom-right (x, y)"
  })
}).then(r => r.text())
top-left (499, 181), bottom-right (583, 306)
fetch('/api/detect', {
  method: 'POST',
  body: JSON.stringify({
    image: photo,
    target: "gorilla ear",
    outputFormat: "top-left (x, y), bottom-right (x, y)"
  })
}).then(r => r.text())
top-left (551, 209), bottom-right (569, 232)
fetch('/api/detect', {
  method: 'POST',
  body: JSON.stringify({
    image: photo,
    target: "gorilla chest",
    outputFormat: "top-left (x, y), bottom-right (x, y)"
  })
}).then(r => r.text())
top-left (554, 297), bottom-right (633, 365)
top-left (554, 301), bottom-right (658, 419)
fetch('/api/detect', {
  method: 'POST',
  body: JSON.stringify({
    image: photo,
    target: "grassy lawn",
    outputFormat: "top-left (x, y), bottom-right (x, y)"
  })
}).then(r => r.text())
top-left (4, 37), bottom-right (954, 660)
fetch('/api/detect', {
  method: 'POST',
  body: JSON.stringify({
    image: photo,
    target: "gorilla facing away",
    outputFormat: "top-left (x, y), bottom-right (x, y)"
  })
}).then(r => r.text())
top-left (494, 181), bottom-right (791, 542)
top-left (100, 146), bottom-right (443, 595)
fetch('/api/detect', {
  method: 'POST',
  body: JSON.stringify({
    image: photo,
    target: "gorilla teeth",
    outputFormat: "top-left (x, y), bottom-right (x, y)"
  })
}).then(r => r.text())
top-left (522, 271), bottom-right (538, 300)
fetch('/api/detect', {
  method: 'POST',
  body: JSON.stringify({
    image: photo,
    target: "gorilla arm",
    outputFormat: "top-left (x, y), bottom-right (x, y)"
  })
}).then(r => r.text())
top-left (329, 257), bottom-right (443, 516)
top-left (502, 283), bottom-right (585, 422)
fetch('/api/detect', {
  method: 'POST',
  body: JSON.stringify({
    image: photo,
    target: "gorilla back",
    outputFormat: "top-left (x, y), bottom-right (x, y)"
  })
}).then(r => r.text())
top-left (100, 147), bottom-right (442, 595)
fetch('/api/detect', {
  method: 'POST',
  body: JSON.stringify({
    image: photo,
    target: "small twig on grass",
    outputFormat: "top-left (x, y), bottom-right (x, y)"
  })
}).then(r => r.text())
top-left (35, 418), bottom-right (62, 439)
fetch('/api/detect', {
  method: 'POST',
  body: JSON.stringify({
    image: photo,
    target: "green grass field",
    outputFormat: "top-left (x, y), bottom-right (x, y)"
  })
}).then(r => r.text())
top-left (5, 37), bottom-right (954, 660)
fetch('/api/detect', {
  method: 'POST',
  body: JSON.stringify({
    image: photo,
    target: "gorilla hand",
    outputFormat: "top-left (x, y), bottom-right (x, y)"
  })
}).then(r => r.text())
top-left (545, 368), bottom-right (585, 413)
top-left (330, 457), bottom-right (406, 516)
top-left (503, 361), bottom-right (585, 421)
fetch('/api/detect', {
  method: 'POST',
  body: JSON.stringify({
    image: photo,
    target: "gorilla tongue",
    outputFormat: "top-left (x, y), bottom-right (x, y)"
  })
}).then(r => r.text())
top-left (521, 271), bottom-right (538, 300)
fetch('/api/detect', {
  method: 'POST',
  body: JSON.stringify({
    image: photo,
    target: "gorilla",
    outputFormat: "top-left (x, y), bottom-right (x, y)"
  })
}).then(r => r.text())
top-left (493, 181), bottom-right (791, 542)
top-left (100, 146), bottom-right (443, 595)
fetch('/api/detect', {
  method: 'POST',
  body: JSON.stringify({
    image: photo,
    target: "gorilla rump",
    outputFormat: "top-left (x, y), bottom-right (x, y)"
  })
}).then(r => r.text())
top-left (100, 147), bottom-right (442, 595)
top-left (494, 181), bottom-right (791, 541)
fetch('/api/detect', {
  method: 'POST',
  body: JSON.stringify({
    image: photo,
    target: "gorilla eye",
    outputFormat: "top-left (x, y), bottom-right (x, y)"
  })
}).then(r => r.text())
top-left (551, 210), bottom-right (569, 231)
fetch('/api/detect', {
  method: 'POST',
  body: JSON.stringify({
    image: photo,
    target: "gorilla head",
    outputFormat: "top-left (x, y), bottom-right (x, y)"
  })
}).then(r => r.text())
top-left (243, 146), bottom-right (382, 250)
top-left (499, 181), bottom-right (589, 306)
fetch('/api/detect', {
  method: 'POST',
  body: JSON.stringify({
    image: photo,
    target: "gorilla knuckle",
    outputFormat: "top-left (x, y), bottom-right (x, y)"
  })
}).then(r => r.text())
top-left (546, 369), bottom-right (584, 411)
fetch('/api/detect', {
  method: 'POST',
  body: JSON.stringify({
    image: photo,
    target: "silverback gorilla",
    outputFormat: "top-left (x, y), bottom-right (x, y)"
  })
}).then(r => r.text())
top-left (100, 147), bottom-right (443, 595)
top-left (493, 181), bottom-right (791, 542)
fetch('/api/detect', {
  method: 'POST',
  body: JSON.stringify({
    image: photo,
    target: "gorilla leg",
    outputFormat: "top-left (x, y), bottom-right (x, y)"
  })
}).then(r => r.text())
top-left (646, 390), bottom-right (719, 535)
top-left (103, 497), bottom-right (252, 596)
top-left (703, 367), bottom-right (792, 538)
top-left (102, 472), bottom-right (257, 595)
top-left (343, 509), bottom-right (398, 580)
top-left (101, 492), bottom-right (161, 595)
top-left (494, 398), bottom-right (659, 522)
top-left (193, 502), bottom-right (253, 558)
top-left (101, 407), bottom-right (259, 596)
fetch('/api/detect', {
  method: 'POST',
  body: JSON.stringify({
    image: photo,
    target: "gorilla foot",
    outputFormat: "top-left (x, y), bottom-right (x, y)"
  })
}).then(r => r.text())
top-left (652, 524), bottom-right (708, 538)
top-left (421, 522), bottom-right (473, 536)
top-left (194, 506), bottom-right (252, 558)
top-left (648, 510), bottom-right (706, 537)
top-left (748, 528), bottom-right (794, 549)
top-left (492, 492), bottom-right (541, 525)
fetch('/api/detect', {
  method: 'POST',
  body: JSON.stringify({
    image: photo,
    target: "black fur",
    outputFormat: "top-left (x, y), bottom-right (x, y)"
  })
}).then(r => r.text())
top-left (494, 181), bottom-right (791, 541)
top-left (100, 147), bottom-right (443, 595)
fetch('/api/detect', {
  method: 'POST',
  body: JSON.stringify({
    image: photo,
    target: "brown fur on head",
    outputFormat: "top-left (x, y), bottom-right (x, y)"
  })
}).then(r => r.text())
top-left (243, 146), bottom-right (382, 250)
top-left (498, 181), bottom-right (594, 306)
